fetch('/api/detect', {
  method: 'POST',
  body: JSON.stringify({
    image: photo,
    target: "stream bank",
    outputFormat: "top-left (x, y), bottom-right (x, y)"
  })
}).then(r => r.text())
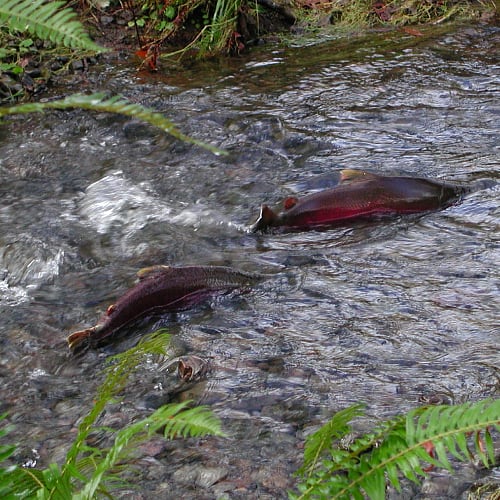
top-left (0, 0), bottom-right (498, 101)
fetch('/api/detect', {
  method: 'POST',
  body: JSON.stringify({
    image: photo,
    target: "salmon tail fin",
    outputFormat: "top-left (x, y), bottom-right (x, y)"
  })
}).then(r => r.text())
top-left (439, 182), bottom-right (469, 206)
top-left (67, 326), bottom-right (96, 354)
top-left (251, 205), bottom-right (278, 232)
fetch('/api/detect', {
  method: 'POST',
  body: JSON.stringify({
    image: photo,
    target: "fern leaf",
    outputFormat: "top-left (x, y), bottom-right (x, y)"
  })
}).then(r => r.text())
top-left (454, 429), bottom-right (470, 460)
top-left (482, 428), bottom-right (495, 468)
top-left (0, 443), bottom-right (15, 464)
top-left (74, 401), bottom-right (224, 499)
top-left (0, 93), bottom-right (227, 155)
top-left (300, 404), bottom-right (365, 476)
top-left (1, 332), bottom-right (225, 499)
top-left (60, 330), bottom-right (171, 492)
top-left (407, 399), bottom-right (499, 466)
top-left (351, 400), bottom-right (499, 498)
top-left (0, 415), bottom-right (47, 498)
top-left (2, 467), bottom-right (47, 497)
top-left (161, 402), bottom-right (226, 439)
top-left (433, 439), bottom-right (453, 471)
top-left (358, 460), bottom-right (385, 500)
top-left (293, 399), bottom-right (500, 500)
top-left (42, 462), bottom-right (77, 499)
top-left (0, 0), bottom-right (106, 52)
top-left (59, 330), bottom-right (223, 499)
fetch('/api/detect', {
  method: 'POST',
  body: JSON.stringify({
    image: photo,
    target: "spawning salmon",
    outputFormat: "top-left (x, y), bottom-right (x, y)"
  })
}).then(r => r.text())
top-left (252, 169), bottom-right (465, 232)
top-left (67, 265), bottom-right (258, 354)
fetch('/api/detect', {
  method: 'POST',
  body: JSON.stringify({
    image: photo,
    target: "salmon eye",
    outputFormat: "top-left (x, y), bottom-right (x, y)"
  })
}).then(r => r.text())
top-left (284, 197), bottom-right (298, 210)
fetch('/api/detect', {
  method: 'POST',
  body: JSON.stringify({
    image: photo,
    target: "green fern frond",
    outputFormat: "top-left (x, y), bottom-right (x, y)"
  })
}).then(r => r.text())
top-left (9, 467), bottom-right (47, 497)
top-left (74, 401), bottom-right (224, 499)
top-left (293, 399), bottom-right (500, 500)
top-left (0, 414), bottom-right (40, 498)
top-left (63, 330), bottom-right (224, 498)
top-left (160, 401), bottom-right (226, 439)
top-left (0, 0), bottom-right (106, 52)
top-left (0, 93), bottom-right (227, 155)
top-left (0, 330), bottom-right (224, 498)
top-left (299, 404), bottom-right (365, 477)
top-left (63, 330), bottom-right (171, 471)
top-left (406, 399), bottom-right (499, 468)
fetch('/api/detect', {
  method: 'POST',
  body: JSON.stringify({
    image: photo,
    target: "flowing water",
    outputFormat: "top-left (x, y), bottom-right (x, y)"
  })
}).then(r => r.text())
top-left (0, 23), bottom-right (499, 498)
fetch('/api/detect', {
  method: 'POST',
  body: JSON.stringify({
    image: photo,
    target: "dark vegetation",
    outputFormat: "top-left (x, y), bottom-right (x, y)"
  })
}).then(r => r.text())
top-left (0, 0), bottom-right (498, 101)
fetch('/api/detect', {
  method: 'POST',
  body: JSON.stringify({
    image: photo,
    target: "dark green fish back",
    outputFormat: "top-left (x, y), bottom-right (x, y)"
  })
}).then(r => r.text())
top-left (153, 266), bottom-right (259, 290)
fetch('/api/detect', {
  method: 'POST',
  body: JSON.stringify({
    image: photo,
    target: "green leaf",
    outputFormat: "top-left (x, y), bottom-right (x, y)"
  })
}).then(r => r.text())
top-left (0, 331), bottom-right (226, 499)
top-left (483, 428), bottom-right (495, 466)
top-left (0, 0), bottom-right (106, 53)
top-left (0, 62), bottom-right (23, 73)
top-left (162, 402), bottom-right (226, 439)
top-left (0, 445), bottom-right (16, 463)
top-left (0, 93), bottom-right (227, 155)
top-left (19, 37), bottom-right (34, 48)
top-left (359, 467), bottom-right (385, 500)
top-left (433, 440), bottom-right (453, 471)
top-left (74, 401), bottom-right (224, 499)
top-left (165, 6), bottom-right (176, 19)
top-left (60, 331), bottom-right (171, 486)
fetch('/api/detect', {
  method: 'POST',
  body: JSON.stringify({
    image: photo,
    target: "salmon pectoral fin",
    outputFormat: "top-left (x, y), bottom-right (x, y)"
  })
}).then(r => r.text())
top-left (251, 205), bottom-right (278, 232)
top-left (283, 196), bottom-right (298, 210)
top-left (67, 326), bottom-right (97, 354)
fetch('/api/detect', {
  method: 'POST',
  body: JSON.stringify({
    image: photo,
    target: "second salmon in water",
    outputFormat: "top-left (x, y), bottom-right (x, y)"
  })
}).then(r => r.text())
top-left (67, 265), bottom-right (259, 354)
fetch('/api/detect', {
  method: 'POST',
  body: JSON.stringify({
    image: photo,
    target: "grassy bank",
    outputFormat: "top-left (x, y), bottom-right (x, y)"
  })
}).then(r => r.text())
top-left (0, 0), bottom-right (498, 101)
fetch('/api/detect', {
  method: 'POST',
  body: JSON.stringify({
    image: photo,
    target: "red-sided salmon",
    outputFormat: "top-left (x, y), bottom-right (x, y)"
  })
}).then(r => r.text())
top-left (252, 169), bottom-right (465, 232)
top-left (67, 265), bottom-right (258, 354)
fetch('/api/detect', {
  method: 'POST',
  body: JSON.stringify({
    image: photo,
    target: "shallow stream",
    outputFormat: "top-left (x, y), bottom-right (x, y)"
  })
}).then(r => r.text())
top-left (0, 23), bottom-right (499, 498)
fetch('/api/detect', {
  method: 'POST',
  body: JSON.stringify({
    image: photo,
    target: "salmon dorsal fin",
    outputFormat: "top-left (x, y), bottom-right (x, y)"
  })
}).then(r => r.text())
top-left (137, 265), bottom-right (172, 280)
top-left (340, 169), bottom-right (378, 184)
top-left (251, 204), bottom-right (278, 232)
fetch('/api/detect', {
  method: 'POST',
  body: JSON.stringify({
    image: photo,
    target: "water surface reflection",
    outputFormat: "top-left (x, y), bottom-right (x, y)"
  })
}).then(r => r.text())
top-left (0, 24), bottom-right (498, 498)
